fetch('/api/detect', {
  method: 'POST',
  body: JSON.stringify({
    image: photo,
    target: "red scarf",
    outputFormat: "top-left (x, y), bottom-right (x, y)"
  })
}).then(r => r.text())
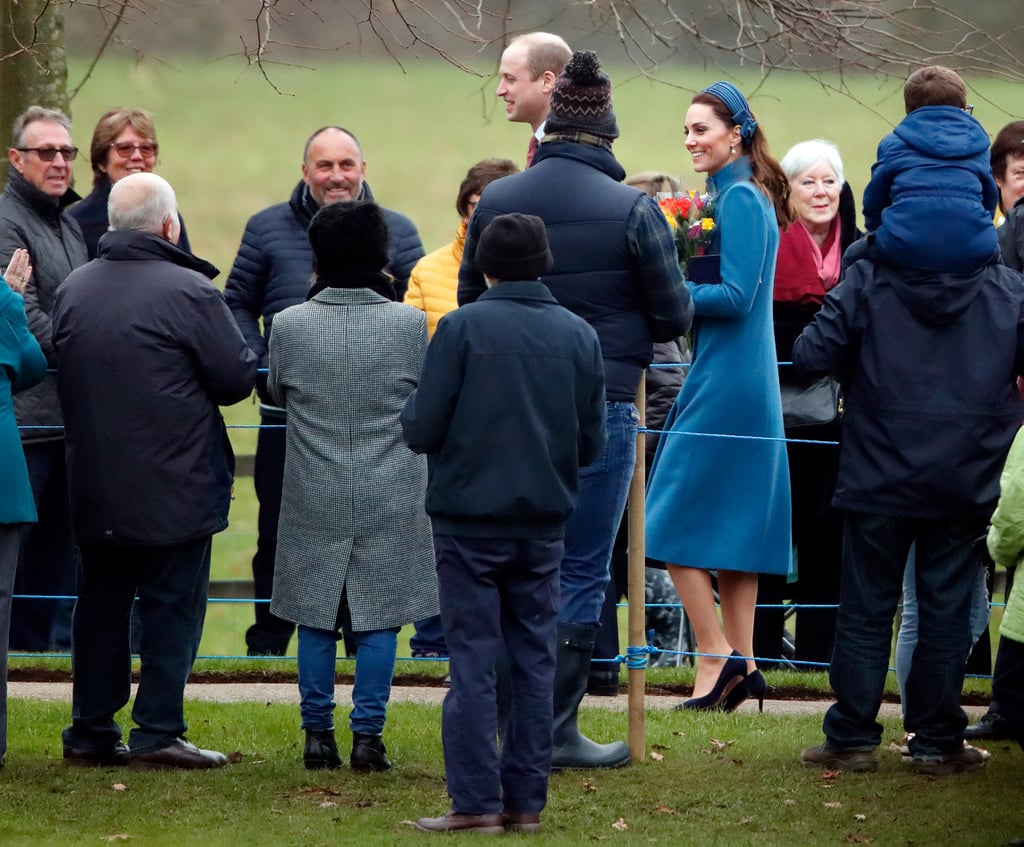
top-left (773, 216), bottom-right (841, 305)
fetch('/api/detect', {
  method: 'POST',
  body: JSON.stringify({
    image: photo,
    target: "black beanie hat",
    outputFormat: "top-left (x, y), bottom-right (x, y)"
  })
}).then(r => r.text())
top-left (474, 213), bottom-right (553, 281)
top-left (544, 50), bottom-right (619, 141)
top-left (308, 200), bottom-right (389, 276)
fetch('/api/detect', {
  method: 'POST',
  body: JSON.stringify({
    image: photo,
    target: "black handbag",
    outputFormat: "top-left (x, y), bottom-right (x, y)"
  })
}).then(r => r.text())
top-left (780, 375), bottom-right (841, 430)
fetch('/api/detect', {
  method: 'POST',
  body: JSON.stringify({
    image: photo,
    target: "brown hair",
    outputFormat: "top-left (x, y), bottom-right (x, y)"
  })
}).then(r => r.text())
top-left (991, 120), bottom-right (1024, 182)
top-left (89, 107), bottom-right (158, 184)
top-left (691, 92), bottom-right (792, 227)
top-left (903, 66), bottom-right (967, 113)
top-left (456, 158), bottom-right (519, 217)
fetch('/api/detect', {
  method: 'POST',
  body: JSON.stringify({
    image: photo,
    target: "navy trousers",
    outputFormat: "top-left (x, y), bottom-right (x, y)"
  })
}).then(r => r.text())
top-left (61, 537), bottom-right (211, 754)
top-left (435, 534), bottom-right (561, 816)
top-left (823, 512), bottom-right (981, 756)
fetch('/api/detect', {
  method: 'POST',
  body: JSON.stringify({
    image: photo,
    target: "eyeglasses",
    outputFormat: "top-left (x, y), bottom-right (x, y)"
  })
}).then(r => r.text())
top-left (963, 104), bottom-right (974, 116)
top-left (16, 146), bottom-right (78, 162)
top-left (109, 141), bottom-right (158, 159)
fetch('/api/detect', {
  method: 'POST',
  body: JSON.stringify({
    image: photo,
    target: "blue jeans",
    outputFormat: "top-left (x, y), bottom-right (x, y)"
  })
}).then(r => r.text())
top-left (559, 402), bottom-right (637, 625)
top-left (895, 544), bottom-right (990, 708)
top-left (823, 512), bottom-right (982, 756)
top-left (435, 534), bottom-right (561, 815)
top-left (297, 624), bottom-right (398, 734)
top-left (61, 538), bottom-right (211, 754)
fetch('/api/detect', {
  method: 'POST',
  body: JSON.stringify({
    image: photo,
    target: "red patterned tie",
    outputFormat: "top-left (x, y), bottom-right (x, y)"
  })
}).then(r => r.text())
top-left (526, 135), bottom-right (539, 167)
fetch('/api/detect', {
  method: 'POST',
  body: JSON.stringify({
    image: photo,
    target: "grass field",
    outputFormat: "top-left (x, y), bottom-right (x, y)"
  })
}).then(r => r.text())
top-left (62, 56), bottom-right (1021, 661)
top-left (2, 697), bottom-right (1023, 846)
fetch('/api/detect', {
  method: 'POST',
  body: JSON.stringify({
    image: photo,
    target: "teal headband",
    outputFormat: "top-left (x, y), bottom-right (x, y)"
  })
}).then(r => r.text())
top-left (701, 81), bottom-right (758, 141)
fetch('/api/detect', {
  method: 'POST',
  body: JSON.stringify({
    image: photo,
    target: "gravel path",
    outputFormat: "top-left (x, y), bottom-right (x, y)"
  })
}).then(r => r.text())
top-left (9, 681), bottom-right (983, 718)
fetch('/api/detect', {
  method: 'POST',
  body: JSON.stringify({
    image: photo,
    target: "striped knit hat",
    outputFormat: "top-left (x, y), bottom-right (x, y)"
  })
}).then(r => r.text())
top-left (545, 50), bottom-right (620, 141)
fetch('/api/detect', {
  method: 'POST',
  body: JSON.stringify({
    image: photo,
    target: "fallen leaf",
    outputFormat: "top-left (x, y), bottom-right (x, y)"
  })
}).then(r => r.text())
top-left (824, 801), bottom-right (843, 809)
top-left (227, 751), bottom-right (244, 764)
top-left (611, 818), bottom-right (628, 831)
top-left (649, 750), bottom-right (664, 762)
top-left (844, 833), bottom-right (873, 844)
top-left (100, 836), bottom-right (130, 842)
top-left (709, 737), bottom-right (734, 752)
top-left (583, 779), bottom-right (597, 793)
top-left (731, 759), bottom-right (744, 766)
top-left (784, 799), bottom-right (796, 806)
top-left (821, 769), bottom-right (841, 780)
top-left (654, 806), bottom-right (675, 814)
top-left (854, 814), bottom-right (867, 822)
top-left (737, 817), bottom-right (753, 825)
top-left (318, 801), bottom-right (337, 809)
top-left (111, 783), bottom-right (128, 792)
top-left (651, 743), bottom-right (670, 751)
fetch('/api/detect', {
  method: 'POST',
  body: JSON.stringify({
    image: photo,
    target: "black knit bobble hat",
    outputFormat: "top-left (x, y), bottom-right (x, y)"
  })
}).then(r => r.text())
top-left (544, 50), bottom-right (620, 141)
top-left (307, 200), bottom-right (389, 276)
top-left (474, 213), bottom-right (553, 281)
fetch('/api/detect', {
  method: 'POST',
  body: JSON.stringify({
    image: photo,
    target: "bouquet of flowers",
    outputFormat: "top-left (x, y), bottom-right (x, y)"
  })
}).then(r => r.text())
top-left (657, 191), bottom-right (716, 272)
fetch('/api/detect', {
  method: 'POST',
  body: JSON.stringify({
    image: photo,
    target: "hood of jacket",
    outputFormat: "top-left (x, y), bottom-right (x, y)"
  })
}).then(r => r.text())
top-left (96, 229), bottom-right (220, 280)
top-left (893, 106), bottom-right (991, 162)
top-left (880, 258), bottom-right (988, 327)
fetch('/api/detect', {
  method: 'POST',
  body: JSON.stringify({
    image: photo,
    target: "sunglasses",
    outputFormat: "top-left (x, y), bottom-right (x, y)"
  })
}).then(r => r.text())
top-left (17, 146), bottom-right (78, 162)
top-left (110, 141), bottom-right (158, 159)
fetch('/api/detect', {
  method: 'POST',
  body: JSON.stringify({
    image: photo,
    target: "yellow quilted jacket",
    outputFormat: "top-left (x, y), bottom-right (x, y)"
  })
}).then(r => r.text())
top-left (406, 222), bottom-right (465, 338)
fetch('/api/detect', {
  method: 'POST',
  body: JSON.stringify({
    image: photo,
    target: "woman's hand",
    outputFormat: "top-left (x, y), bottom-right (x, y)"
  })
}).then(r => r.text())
top-left (4, 248), bottom-right (32, 294)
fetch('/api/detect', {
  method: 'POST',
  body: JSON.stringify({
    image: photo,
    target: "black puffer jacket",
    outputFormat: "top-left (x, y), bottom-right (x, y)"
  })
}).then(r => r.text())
top-left (52, 231), bottom-right (257, 546)
top-left (0, 167), bottom-right (88, 442)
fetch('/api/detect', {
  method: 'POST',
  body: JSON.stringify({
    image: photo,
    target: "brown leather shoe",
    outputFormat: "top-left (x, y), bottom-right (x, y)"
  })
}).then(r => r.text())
top-left (128, 738), bottom-right (227, 771)
top-left (504, 812), bottom-right (542, 834)
top-left (63, 741), bottom-right (130, 768)
top-left (415, 810), bottom-right (504, 834)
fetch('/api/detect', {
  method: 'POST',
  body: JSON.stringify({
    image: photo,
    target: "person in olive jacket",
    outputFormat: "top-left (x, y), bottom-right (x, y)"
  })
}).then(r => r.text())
top-left (53, 173), bottom-right (257, 771)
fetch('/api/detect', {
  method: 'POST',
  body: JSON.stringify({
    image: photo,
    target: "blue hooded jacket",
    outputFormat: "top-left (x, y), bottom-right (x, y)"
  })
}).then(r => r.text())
top-left (863, 106), bottom-right (999, 273)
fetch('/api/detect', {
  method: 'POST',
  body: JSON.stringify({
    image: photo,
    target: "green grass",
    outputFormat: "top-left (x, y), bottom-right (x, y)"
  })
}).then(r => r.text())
top-left (2, 697), bottom-right (1023, 845)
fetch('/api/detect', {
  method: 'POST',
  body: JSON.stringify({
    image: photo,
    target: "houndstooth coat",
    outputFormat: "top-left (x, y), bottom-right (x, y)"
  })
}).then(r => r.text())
top-left (267, 286), bottom-right (438, 632)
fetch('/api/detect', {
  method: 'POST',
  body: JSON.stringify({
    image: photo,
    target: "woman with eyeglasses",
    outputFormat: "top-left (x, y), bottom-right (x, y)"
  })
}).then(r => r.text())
top-left (70, 108), bottom-right (190, 258)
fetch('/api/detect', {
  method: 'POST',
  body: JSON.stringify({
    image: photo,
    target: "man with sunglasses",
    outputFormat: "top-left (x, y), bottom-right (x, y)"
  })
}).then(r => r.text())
top-left (0, 106), bottom-right (88, 655)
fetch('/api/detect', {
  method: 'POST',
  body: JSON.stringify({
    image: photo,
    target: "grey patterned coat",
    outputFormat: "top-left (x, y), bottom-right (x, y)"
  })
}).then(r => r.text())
top-left (267, 286), bottom-right (438, 632)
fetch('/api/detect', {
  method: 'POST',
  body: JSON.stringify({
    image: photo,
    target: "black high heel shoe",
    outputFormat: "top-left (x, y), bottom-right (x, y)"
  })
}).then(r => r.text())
top-left (722, 668), bottom-right (766, 713)
top-left (675, 651), bottom-right (747, 711)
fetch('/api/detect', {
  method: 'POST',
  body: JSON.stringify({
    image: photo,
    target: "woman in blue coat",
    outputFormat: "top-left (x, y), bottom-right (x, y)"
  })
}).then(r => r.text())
top-left (645, 82), bottom-right (792, 711)
top-left (0, 249), bottom-right (47, 765)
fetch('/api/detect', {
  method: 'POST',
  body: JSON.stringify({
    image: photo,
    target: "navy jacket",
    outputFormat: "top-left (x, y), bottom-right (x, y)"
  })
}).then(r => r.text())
top-left (52, 231), bottom-right (258, 546)
top-left (792, 254), bottom-right (1024, 519)
top-left (457, 141), bottom-right (692, 402)
top-left (69, 176), bottom-right (191, 259)
top-left (224, 180), bottom-right (424, 405)
top-left (401, 280), bottom-right (606, 539)
top-left (863, 106), bottom-right (999, 273)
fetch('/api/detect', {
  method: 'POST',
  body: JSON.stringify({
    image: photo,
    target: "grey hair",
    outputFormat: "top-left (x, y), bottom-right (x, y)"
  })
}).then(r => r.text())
top-left (780, 138), bottom-right (845, 186)
top-left (11, 106), bottom-right (71, 148)
top-left (108, 172), bottom-right (177, 234)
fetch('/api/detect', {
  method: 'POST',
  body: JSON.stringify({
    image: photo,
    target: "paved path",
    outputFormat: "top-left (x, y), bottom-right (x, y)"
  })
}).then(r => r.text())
top-left (9, 682), bottom-right (986, 718)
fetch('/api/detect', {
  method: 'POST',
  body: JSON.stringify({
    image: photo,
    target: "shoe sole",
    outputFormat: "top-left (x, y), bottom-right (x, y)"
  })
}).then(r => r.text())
top-left (63, 757), bottom-right (128, 768)
top-left (414, 823), bottom-right (505, 835)
top-left (128, 759), bottom-right (226, 771)
top-left (505, 823), bottom-right (542, 834)
top-left (913, 759), bottom-right (986, 775)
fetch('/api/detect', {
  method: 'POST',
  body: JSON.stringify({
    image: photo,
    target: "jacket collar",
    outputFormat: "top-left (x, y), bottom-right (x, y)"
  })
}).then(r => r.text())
top-left (5, 165), bottom-right (82, 218)
top-left (477, 279), bottom-right (558, 303)
top-left (96, 229), bottom-right (219, 280)
top-left (707, 156), bottom-right (753, 196)
top-left (310, 286), bottom-right (392, 306)
top-left (289, 179), bottom-right (378, 225)
top-left (530, 140), bottom-right (626, 183)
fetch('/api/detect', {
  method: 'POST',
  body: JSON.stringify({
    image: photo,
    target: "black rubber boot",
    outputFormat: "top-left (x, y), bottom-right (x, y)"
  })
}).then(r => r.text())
top-left (350, 732), bottom-right (392, 772)
top-left (303, 728), bottom-right (342, 770)
top-left (550, 622), bottom-right (630, 770)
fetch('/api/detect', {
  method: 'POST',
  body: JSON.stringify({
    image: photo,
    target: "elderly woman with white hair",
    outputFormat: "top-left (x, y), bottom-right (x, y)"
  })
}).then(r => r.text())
top-left (752, 139), bottom-right (858, 678)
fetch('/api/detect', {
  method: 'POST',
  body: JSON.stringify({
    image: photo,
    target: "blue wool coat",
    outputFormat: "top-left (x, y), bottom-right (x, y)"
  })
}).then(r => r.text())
top-left (645, 157), bottom-right (792, 575)
top-left (0, 284), bottom-right (46, 524)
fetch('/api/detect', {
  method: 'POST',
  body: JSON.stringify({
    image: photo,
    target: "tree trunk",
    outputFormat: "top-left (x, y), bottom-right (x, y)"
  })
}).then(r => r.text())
top-left (0, 0), bottom-right (69, 190)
